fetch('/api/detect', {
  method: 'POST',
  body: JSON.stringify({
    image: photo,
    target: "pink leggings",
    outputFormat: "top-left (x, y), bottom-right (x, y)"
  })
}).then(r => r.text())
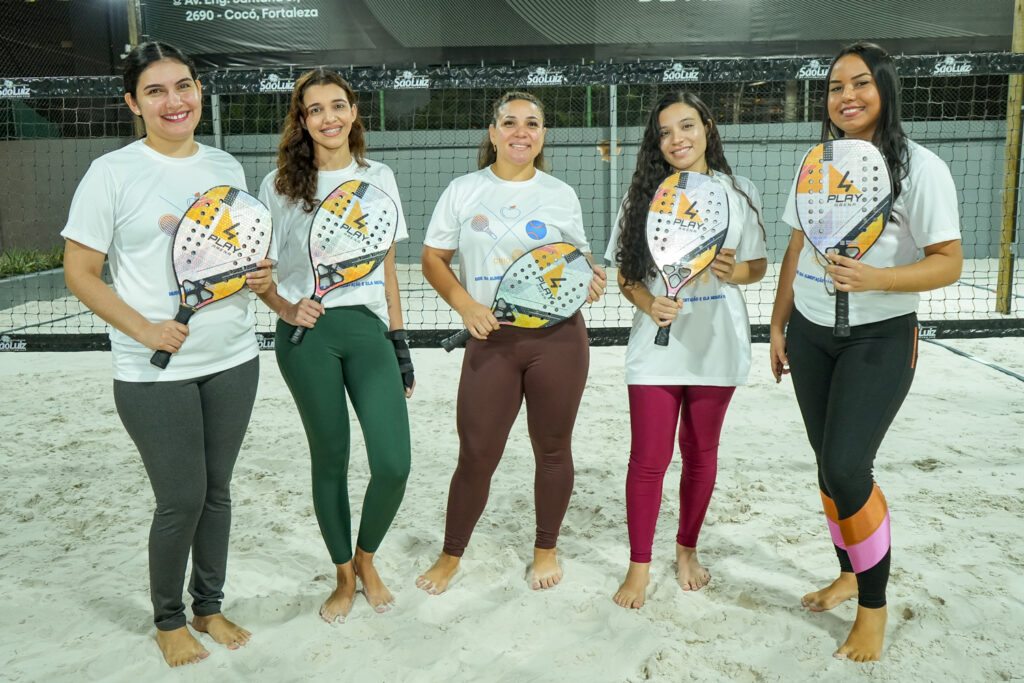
top-left (625, 384), bottom-right (735, 563)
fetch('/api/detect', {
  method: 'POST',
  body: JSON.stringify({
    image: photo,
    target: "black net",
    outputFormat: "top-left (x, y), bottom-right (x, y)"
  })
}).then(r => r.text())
top-left (1, 54), bottom-right (1022, 350)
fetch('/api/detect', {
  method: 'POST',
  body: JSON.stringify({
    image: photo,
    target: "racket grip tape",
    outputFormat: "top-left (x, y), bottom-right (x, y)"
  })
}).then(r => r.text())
top-left (149, 304), bottom-right (196, 369)
top-left (441, 328), bottom-right (471, 353)
top-left (654, 324), bottom-right (671, 347)
top-left (834, 291), bottom-right (851, 337)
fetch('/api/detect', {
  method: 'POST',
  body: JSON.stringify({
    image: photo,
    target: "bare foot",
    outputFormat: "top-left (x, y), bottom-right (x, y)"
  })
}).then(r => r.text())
top-left (354, 547), bottom-right (394, 613)
top-left (834, 605), bottom-right (887, 662)
top-left (801, 572), bottom-right (858, 612)
top-left (320, 561), bottom-right (357, 623)
top-left (613, 562), bottom-right (650, 609)
top-left (675, 544), bottom-right (710, 591)
top-left (415, 552), bottom-right (460, 595)
top-left (530, 547), bottom-right (563, 590)
top-left (192, 613), bottom-right (251, 650)
top-left (155, 626), bottom-right (209, 667)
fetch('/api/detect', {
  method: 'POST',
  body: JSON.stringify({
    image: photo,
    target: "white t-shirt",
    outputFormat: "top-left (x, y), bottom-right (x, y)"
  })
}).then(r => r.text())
top-left (258, 159), bottom-right (408, 326)
top-left (423, 167), bottom-right (591, 305)
top-left (61, 140), bottom-right (258, 382)
top-left (605, 174), bottom-right (768, 386)
top-left (782, 139), bottom-right (962, 327)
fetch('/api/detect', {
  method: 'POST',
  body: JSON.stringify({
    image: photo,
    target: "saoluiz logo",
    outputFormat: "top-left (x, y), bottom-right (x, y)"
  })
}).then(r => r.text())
top-left (526, 67), bottom-right (565, 86)
top-left (932, 56), bottom-right (973, 76)
top-left (662, 63), bottom-right (700, 83)
top-left (796, 59), bottom-right (830, 80)
top-left (0, 335), bottom-right (27, 351)
top-left (259, 73), bottom-right (296, 93)
top-left (393, 70), bottom-right (429, 89)
top-left (0, 79), bottom-right (30, 98)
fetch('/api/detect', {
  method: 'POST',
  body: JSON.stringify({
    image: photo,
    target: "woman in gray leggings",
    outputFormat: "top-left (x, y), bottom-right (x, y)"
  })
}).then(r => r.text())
top-left (62, 41), bottom-right (271, 667)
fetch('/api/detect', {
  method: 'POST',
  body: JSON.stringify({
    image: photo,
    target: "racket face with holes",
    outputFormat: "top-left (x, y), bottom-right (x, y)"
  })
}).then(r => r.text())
top-left (491, 242), bottom-right (593, 329)
top-left (307, 180), bottom-right (398, 299)
top-left (646, 172), bottom-right (729, 300)
top-left (796, 138), bottom-right (892, 261)
top-left (170, 186), bottom-right (272, 311)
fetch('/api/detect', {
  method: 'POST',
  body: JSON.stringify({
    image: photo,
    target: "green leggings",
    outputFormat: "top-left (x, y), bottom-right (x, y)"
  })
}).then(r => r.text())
top-left (275, 305), bottom-right (411, 564)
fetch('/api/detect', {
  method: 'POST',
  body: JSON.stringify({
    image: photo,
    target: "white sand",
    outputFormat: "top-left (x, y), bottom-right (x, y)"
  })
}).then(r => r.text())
top-left (0, 339), bottom-right (1022, 682)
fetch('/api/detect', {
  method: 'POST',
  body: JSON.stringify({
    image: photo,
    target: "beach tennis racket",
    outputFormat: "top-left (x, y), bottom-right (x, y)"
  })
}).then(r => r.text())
top-left (440, 242), bottom-right (593, 352)
top-left (646, 171), bottom-right (729, 346)
top-left (796, 138), bottom-right (892, 337)
top-left (151, 186), bottom-right (272, 369)
top-left (290, 179), bottom-right (398, 344)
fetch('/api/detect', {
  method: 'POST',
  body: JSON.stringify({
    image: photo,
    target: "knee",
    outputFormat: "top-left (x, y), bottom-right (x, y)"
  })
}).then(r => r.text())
top-left (154, 488), bottom-right (206, 527)
top-left (373, 454), bottom-right (411, 488)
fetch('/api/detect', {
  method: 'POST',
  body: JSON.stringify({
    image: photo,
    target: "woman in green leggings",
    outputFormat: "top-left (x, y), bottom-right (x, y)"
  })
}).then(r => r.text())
top-left (258, 69), bottom-right (414, 622)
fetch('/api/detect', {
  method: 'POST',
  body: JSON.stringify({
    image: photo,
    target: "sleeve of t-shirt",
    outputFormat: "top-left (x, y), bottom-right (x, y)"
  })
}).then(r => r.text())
top-left (60, 159), bottom-right (117, 254)
top-left (561, 186), bottom-right (592, 254)
top-left (423, 180), bottom-right (462, 250)
top-left (733, 177), bottom-right (768, 263)
top-left (257, 171), bottom-right (281, 263)
top-left (603, 195), bottom-right (627, 265)
top-left (904, 152), bottom-right (962, 248)
top-left (379, 165), bottom-right (409, 243)
top-left (780, 171), bottom-right (800, 230)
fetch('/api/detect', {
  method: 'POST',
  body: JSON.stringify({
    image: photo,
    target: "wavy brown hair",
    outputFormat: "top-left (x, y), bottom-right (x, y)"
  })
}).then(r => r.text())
top-left (477, 91), bottom-right (549, 172)
top-left (615, 91), bottom-right (765, 286)
top-left (274, 69), bottom-right (368, 212)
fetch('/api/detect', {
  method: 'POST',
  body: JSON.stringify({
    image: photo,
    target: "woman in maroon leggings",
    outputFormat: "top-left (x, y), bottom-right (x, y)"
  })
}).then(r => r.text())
top-left (416, 91), bottom-right (606, 594)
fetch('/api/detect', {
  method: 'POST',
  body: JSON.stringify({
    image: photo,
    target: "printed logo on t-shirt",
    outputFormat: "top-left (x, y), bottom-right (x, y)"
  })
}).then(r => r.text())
top-left (471, 214), bottom-right (497, 239)
top-left (525, 220), bottom-right (548, 240)
top-left (500, 205), bottom-right (521, 219)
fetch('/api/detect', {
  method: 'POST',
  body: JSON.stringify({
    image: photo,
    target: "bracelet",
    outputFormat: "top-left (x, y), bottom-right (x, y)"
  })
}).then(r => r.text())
top-left (885, 269), bottom-right (897, 292)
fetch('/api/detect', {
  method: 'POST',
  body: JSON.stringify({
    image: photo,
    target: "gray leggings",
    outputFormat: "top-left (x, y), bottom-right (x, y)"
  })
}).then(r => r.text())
top-left (113, 356), bottom-right (259, 631)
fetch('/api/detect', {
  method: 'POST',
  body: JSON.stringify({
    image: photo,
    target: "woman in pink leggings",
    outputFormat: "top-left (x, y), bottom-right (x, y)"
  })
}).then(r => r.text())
top-left (604, 91), bottom-right (767, 608)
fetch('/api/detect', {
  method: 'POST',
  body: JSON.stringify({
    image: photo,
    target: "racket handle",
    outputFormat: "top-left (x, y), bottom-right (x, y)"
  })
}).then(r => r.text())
top-left (441, 328), bottom-right (471, 353)
top-left (150, 305), bottom-right (195, 369)
top-left (654, 324), bottom-right (671, 347)
top-left (289, 325), bottom-right (309, 345)
top-left (834, 290), bottom-right (851, 337)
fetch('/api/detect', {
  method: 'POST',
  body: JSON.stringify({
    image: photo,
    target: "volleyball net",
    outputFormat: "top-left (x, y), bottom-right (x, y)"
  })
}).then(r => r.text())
top-left (1, 52), bottom-right (1022, 351)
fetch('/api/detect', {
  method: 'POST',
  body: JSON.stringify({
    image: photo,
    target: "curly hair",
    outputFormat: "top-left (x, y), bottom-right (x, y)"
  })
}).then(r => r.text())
top-left (274, 69), bottom-right (369, 213)
top-left (615, 91), bottom-right (765, 286)
top-left (476, 91), bottom-right (549, 172)
top-left (820, 41), bottom-right (909, 201)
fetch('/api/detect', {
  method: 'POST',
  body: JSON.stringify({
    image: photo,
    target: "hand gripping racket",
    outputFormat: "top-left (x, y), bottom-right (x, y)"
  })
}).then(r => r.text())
top-left (151, 186), bottom-right (272, 369)
top-left (440, 242), bottom-right (593, 352)
top-left (796, 138), bottom-right (892, 337)
top-left (646, 171), bottom-right (729, 347)
top-left (290, 179), bottom-right (398, 344)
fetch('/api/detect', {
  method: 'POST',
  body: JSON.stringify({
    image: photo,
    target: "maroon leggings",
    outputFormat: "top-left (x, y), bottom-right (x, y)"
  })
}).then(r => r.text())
top-left (442, 313), bottom-right (589, 557)
top-left (625, 384), bottom-right (735, 563)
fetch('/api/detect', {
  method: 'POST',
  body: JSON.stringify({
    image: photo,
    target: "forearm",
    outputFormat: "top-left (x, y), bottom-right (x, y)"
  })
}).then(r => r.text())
top-left (881, 240), bottom-right (963, 292)
top-left (619, 274), bottom-right (655, 315)
top-left (255, 281), bottom-right (293, 317)
top-left (66, 269), bottom-right (153, 342)
top-left (729, 258), bottom-right (767, 286)
top-left (770, 239), bottom-right (801, 333)
top-left (422, 249), bottom-right (477, 314)
top-left (383, 248), bottom-right (405, 330)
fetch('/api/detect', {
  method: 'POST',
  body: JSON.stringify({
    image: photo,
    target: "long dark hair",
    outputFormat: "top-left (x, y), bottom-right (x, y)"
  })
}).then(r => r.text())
top-left (820, 41), bottom-right (909, 200)
top-left (123, 41), bottom-right (197, 99)
top-left (615, 91), bottom-right (764, 286)
top-left (477, 91), bottom-right (549, 172)
top-left (274, 69), bottom-right (369, 212)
